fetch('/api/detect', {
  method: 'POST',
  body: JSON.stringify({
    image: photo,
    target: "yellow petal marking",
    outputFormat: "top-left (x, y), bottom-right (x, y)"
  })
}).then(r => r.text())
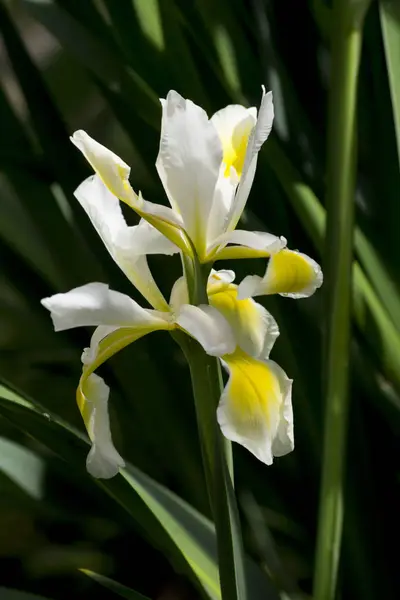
top-left (221, 117), bottom-right (254, 178)
top-left (208, 284), bottom-right (261, 350)
top-left (266, 249), bottom-right (318, 295)
top-left (223, 349), bottom-right (280, 429)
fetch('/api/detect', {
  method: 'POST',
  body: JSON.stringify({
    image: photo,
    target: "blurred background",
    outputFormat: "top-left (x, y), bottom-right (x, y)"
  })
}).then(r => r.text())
top-left (0, 0), bottom-right (399, 598)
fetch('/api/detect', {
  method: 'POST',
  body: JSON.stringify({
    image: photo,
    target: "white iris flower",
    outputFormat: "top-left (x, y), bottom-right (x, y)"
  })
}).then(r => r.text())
top-left (41, 87), bottom-right (323, 479)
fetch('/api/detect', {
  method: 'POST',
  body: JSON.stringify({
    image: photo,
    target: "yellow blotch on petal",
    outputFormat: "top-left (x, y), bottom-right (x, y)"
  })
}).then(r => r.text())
top-left (209, 285), bottom-right (261, 345)
top-left (265, 249), bottom-right (322, 296)
top-left (220, 349), bottom-right (281, 438)
top-left (222, 117), bottom-right (254, 178)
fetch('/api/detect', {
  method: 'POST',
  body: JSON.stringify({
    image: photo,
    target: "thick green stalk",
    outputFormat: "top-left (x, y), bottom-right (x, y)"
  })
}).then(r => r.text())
top-left (180, 336), bottom-right (247, 600)
top-left (176, 253), bottom-right (246, 599)
top-left (313, 2), bottom-right (366, 599)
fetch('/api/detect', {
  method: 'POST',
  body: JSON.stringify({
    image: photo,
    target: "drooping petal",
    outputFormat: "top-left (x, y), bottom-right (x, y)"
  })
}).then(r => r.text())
top-left (77, 373), bottom-right (125, 479)
top-left (217, 350), bottom-right (293, 465)
top-left (208, 284), bottom-right (279, 358)
top-left (81, 325), bottom-right (119, 366)
top-left (210, 229), bottom-right (286, 261)
top-left (41, 282), bottom-right (171, 331)
top-left (156, 91), bottom-right (223, 256)
top-left (238, 249), bottom-right (323, 299)
top-left (227, 89), bottom-right (274, 231)
top-left (176, 304), bottom-right (236, 357)
top-left (75, 175), bottom-right (172, 310)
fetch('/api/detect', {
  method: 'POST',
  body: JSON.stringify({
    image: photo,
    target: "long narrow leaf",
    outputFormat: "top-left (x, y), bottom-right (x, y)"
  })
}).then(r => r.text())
top-left (380, 0), bottom-right (400, 168)
top-left (80, 570), bottom-right (151, 600)
top-left (0, 383), bottom-right (219, 599)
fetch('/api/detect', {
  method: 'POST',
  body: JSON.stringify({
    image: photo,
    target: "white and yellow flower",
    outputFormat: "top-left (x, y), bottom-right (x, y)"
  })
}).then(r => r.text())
top-left (41, 177), bottom-right (239, 477)
top-left (40, 87), bottom-right (324, 479)
top-left (42, 264), bottom-right (293, 477)
top-left (70, 88), bottom-right (322, 298)
top-left (70, 87), bottom-right (289, 264)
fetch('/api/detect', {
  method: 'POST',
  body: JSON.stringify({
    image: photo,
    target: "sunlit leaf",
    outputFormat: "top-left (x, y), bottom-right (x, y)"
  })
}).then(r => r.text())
top-left (80, 570), bottom-right (151, 600)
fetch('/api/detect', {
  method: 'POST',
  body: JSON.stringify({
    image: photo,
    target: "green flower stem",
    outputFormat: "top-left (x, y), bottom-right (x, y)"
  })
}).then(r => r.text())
top-left (174, 251), bottom-right (246, 599)
top-left (179, 335), bottom-right (247, 600)
top-left (313, 2), bottom-right (366, 599)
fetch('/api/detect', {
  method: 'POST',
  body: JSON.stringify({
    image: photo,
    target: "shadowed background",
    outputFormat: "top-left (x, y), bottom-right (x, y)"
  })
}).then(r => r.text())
top-left (0, 1), bottom-right (399, 599)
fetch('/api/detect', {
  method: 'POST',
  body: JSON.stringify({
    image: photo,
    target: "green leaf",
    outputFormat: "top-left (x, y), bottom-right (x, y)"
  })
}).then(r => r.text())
top-left (0, 383), bottom-right (220, 599)
top-left (0, 436), bottom-right (45, 500)
top-left (0, 2), bottom-right (107, 276)
top-left (80, 570), bottom-right (151, 600)
top-left (23, 0), bottom-right (160, 128)
top-left (380, 0), bottom-right (400, 168)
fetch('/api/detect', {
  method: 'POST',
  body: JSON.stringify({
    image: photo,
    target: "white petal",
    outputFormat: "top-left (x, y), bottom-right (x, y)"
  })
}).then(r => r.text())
top-left (227, 90), bottom-right (274, 230)
top-left (237, 274), bottom-right (265, 300)
top-left (41, 282), bottom-right (169, 331)
top-left (206, 164), bottom-right (238, 246)
top-left (211, 229), bottom-right (286, 255)
top-left (81, 325), bottom-right (119, 366)
top-left (217, 353), bottom-right (293, 465)
top-left (250, 87), bottom-right (274, 155)
top-left (169, 276), bottom-right (189, 312)
top-left (71, 131), bottom-right (135, 204)
top-left (72, 132), bottom-right (189, 257)
top-left (75, 175), bottom-right (171, 310)
top-left (269, 362), bottom-right (294, 457)
top-left (176, 304), bottom-right (236, 356)
top-left (211, 104), bottom-right (256, 152)
top-left (156, 91), bottom-right (222, 254)
top-left (208, 269), bottom-right (236, 286)
top-left (80, 373), bottom-right (125, 479)
top-left (121, 218), bottom-right (179, 255)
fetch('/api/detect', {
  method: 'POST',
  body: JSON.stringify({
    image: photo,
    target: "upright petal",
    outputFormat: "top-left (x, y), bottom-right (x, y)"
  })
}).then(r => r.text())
top-left (75, 175), bottom-right (173, 310)
top-left (217, 350), bottom-right (293, 465)
top-left (72, 132), bottom-right (192, 256)
top-left (208, 282), bottom-right (279, 358)
top-left (41, 282), bottom-right (171, 331)
top-left (169, 276), bottom-right (189, 313)
top-left (206, 164), bottom-right (238, 247)
top-left (77, 373), bottom-right (125, 478)
top-left (176, 304), bottom-right (236, 357)
top-left (227, 89), bottom-right (274, 231)
top-left (238, 249), bottom-right (323, 299)
top-left (71, 131), bottom-right (136, 204)
top-left (211, 104), bottom-right (257, 178)
top-left (156, 91), bottom-right (223, 257)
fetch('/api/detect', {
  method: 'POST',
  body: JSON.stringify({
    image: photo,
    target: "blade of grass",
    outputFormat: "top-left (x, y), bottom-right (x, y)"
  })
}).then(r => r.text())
top-left (380, 0), bottom-right (400, 168)
top-left (80, 570), bottom-right (151, 600)
top-left (313, 2), bottom-right (368, 599)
